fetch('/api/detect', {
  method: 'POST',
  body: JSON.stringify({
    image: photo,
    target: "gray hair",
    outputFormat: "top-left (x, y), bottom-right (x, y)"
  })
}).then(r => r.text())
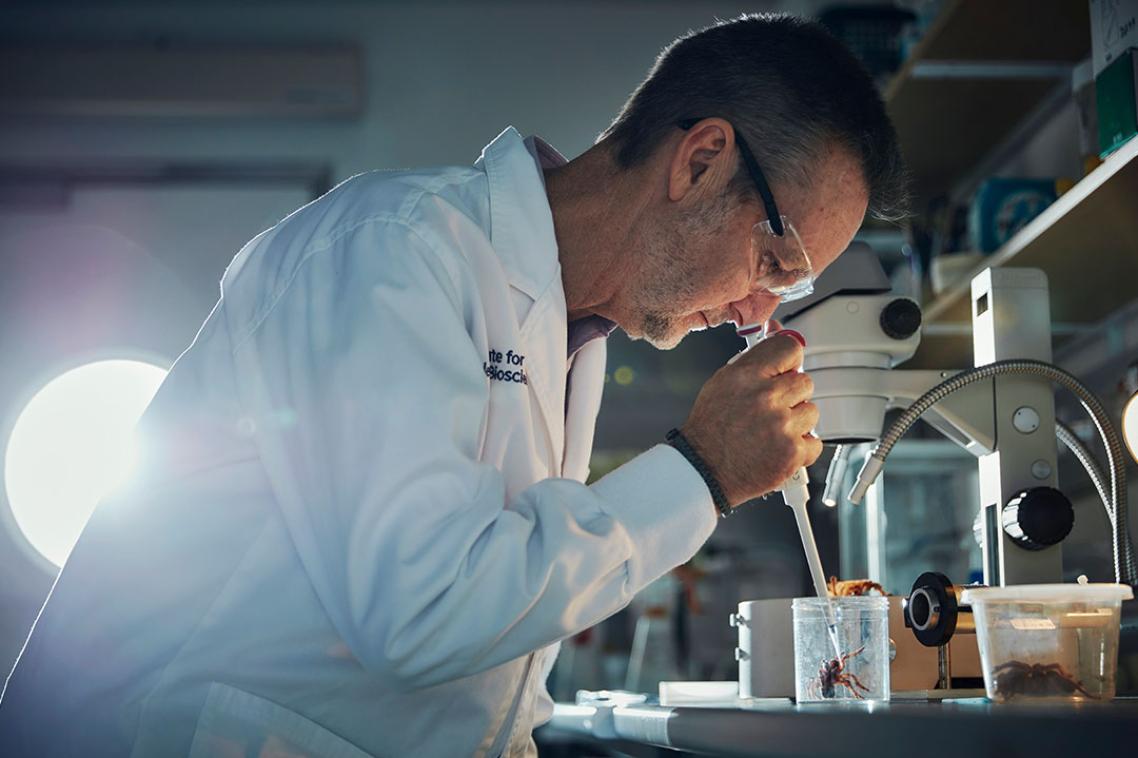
top-left (599, 13), bottom-right (909, 222)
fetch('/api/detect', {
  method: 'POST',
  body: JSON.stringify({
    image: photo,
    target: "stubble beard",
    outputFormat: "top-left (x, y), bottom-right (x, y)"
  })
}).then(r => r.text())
top-left (634, 193), bottom-right (736, 349)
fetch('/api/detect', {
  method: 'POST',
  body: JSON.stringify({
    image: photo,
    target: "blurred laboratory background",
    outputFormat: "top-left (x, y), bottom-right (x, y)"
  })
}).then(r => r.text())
top-left (2, 0), bottom-right (1137, 721)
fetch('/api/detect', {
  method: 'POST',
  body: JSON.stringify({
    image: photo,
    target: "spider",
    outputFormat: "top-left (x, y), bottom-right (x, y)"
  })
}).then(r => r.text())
top-left (991, 661), bottom-right (1098, 700)
top-left (826, 576), bottom-right (886, 597)
top-left (813, 645), bottom-right (871, 699)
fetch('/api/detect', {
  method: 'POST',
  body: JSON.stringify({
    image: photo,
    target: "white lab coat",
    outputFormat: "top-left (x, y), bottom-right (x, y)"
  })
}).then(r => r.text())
top-left (0, 127), bottom-right (717, 757)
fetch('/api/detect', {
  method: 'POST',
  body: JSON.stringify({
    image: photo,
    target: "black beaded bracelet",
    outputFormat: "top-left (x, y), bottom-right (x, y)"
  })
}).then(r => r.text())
top-left (665, 428), bottom-right (732, 518)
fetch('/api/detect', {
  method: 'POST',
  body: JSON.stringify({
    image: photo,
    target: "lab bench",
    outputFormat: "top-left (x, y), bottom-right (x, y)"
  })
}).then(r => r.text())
top-left (545, 697), bottom-right (1138, 757)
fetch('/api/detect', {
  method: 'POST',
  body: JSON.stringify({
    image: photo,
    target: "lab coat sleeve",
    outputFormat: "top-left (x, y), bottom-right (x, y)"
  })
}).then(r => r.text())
top-left (225, 215), bottom-right (718, 690)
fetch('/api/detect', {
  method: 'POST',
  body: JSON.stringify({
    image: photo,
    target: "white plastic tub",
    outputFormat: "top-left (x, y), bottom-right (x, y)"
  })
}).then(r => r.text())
top-left (960, 583), bottom-right (1133, 703)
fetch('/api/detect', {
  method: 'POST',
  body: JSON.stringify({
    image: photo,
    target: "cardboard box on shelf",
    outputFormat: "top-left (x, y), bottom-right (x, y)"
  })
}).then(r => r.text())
top-left (1091, 0), bottom-right (1138, 77)
top-left (1073, 59), bottom-right (1103, 173)
top-left (1097, 48), bottom-right (1138, 156)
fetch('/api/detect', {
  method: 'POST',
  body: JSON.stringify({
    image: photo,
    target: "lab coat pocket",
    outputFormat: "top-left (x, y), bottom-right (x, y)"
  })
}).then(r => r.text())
top-left (189, 682), bottom-right (373, 758)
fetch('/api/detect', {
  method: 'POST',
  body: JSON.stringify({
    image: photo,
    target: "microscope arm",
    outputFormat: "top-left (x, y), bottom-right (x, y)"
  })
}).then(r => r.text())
top-left (811, 367), bottom-right (995, 454)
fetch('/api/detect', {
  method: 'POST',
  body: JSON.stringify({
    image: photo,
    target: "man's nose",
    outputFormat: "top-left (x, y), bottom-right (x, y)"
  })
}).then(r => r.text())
top-left (731, 291), bottom-right (782, 327)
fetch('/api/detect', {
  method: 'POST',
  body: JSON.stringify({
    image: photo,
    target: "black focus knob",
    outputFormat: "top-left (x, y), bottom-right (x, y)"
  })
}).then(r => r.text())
top-left (879, 298), bottom-right (922, 340)
top-left (904, 571), bottom-right (960, 647)
top-left (1002, 487), bottom-right (1074, 551)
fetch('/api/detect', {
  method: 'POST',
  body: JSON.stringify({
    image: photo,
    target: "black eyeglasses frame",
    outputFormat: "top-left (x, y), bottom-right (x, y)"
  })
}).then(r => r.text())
top-left (676, 118), bottom-right (786, 238)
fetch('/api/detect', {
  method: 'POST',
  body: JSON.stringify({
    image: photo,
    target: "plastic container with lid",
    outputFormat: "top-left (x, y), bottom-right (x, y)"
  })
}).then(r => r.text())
top-left (792, 596), bottom-right (890, 703)
top-left (960, 583), bottom-right (1133, 703)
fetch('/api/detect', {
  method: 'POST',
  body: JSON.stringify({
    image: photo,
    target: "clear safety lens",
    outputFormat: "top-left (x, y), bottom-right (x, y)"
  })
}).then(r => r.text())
top-left (751, 216), bottom-right (814, 302)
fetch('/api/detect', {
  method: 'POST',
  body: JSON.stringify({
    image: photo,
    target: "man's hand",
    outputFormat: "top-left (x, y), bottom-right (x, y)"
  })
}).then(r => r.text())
top-left (681, 333), bottom-right (822, 508)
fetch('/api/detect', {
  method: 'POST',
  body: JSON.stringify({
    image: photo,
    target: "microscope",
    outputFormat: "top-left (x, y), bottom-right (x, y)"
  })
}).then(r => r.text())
top-left (733, 244), bottom-right (1135, 697)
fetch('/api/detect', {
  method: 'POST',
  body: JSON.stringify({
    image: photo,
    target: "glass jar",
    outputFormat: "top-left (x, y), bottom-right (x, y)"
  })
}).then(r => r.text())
top-left (792, 596), bottom-right (890, 703)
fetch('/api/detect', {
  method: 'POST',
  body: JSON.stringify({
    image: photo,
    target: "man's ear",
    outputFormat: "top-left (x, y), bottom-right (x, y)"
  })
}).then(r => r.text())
top-left (667, 118), bottom-right (735, 203)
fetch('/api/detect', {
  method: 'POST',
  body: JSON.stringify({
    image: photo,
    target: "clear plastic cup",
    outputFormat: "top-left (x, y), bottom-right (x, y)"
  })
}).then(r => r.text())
top-left (793, 596), bottom-right (890, 703)
top-left (961, 583), bottom-right (1133, 703)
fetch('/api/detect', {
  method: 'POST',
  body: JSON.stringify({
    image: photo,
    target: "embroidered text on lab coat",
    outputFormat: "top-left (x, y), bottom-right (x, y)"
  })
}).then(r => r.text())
top-left (484, 348), bottom-right (528, 385)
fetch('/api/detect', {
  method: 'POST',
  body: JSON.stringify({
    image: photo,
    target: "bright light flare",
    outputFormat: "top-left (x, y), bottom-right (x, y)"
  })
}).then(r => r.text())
top-left (1125, 393), bottom-right (1138, 465)
top-left (4, 360), bottom-right (168, 567)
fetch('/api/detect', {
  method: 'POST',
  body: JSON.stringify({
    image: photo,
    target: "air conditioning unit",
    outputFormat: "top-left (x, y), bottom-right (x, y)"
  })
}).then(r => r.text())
top-left (1, 43), bottom-right (363, 118)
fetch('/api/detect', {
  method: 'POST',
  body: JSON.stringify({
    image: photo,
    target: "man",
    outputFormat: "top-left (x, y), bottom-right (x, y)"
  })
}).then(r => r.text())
top-left (0, 13), bottom-right (905, 757)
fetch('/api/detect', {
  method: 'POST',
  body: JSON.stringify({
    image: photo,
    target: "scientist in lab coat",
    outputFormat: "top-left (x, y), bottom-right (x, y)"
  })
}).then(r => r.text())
top-left (0, 14), bottom-right (906, 758)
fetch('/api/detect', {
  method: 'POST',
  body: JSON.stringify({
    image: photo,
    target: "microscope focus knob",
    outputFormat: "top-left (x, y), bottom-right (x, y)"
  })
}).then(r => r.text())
top-left (879, 298), bottom-right (922, 340)
top-left (904, 571), bottom-right (960, 647)
top-left (1002, 487), bottom-right (1074, 551)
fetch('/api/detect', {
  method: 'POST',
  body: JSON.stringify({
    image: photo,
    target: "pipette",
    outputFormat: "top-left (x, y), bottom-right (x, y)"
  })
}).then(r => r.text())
top-left (781, 465), bottom-right (842, 658)
top-left (738, 323), bottom-right (842, 659)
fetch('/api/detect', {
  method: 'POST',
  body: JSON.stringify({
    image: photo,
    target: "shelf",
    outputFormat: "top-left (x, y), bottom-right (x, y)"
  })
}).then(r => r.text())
top-left (905, 137), bottom-right (1138, 369)
top-left (885, 0), bottom-right (1090, 199)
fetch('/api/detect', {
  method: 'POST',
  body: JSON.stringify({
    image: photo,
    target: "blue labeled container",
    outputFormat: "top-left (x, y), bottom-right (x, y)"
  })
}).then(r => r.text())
top-left (968, 178), bottom-right (1058, 254)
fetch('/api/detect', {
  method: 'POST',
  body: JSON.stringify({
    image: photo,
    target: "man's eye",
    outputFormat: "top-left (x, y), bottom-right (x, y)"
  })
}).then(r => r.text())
top-left (761, 251), bottom-right (784, 275)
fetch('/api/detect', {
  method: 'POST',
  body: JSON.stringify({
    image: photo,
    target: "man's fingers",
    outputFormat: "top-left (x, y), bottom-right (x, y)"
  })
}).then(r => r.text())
top-left (737, 333), bottom-right (804, 377)
top-left (769, 371), bottom-right (814, 407)
top-left (802, 434), bottom-right (824, 467)
top-left (790, 401), bottom-right (820, 434)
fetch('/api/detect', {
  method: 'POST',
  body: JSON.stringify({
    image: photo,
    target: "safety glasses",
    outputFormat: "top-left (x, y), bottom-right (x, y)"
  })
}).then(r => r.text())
top-left (677, 119), bottom-right (815, 303)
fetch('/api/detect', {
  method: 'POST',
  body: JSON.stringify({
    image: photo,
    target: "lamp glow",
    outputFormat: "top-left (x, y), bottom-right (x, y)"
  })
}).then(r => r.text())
top-left (4, 360), bottom-right (167, 568)
top-left (1125, 393), bottom-right (1138, 465)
